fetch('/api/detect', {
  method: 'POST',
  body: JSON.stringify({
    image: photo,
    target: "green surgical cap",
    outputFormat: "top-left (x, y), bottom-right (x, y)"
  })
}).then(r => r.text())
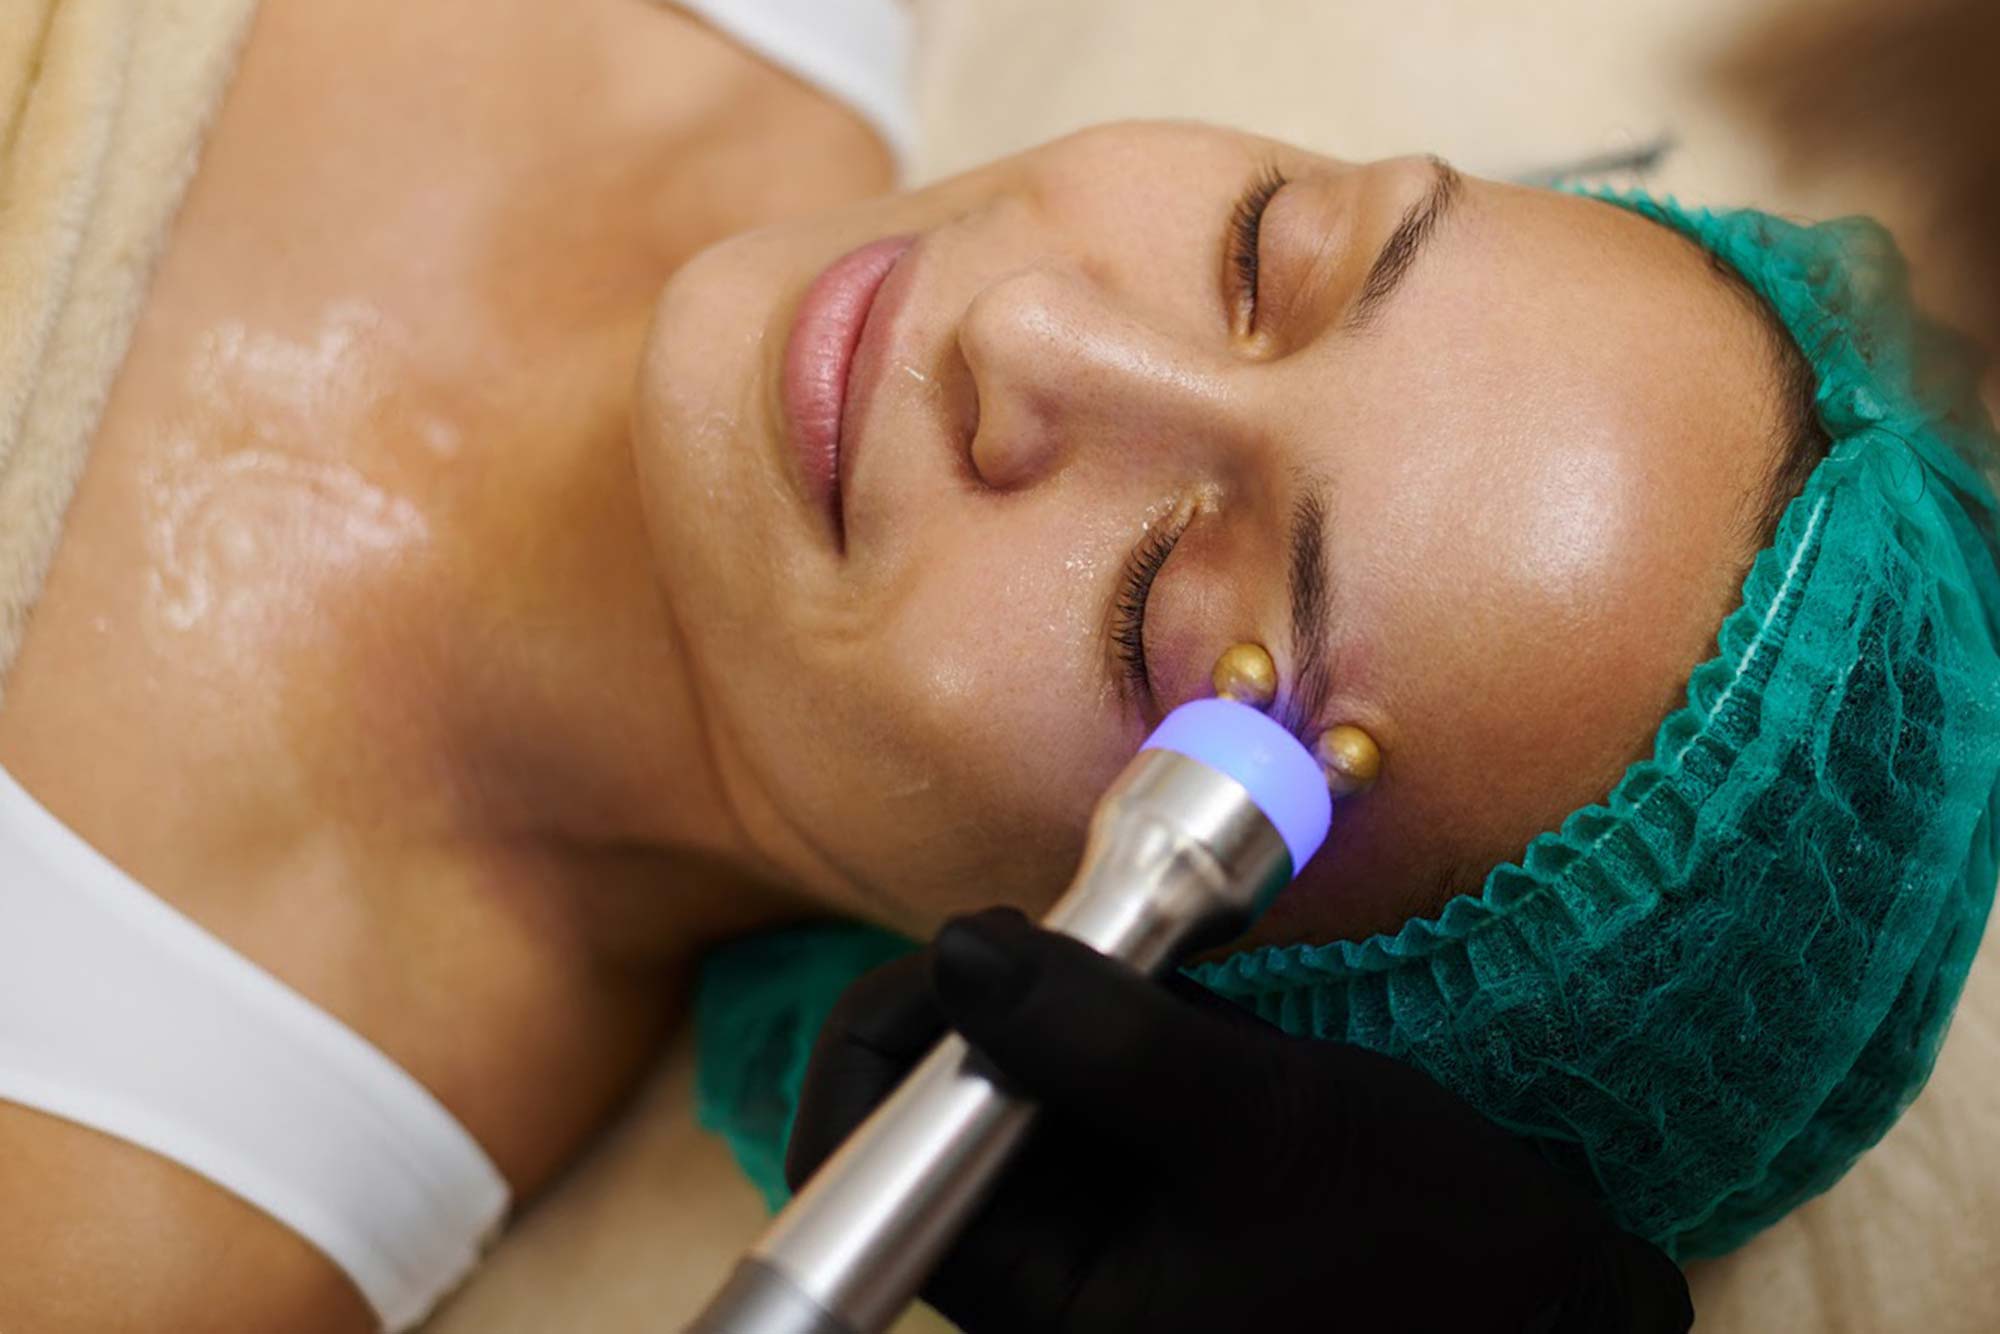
top-left (695, 191), bottom-right (2000, 1259)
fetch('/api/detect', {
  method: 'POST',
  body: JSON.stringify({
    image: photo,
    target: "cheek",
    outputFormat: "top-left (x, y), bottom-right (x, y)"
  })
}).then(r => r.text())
top-left (771, 514), bottom-right (1142, 922)
top-left (875, 542), bottom-right (1127, 845)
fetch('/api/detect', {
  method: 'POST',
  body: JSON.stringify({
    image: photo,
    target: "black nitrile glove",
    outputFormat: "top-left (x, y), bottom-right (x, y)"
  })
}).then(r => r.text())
top-left (785, 907), bottom-right (1693, 1334)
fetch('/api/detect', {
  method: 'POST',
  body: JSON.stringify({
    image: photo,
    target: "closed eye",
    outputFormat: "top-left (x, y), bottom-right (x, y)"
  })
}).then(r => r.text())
top-left (1226, 164), bottom-right (1288, 336)
top-left (1111, 508), bottom-right (1192, 704)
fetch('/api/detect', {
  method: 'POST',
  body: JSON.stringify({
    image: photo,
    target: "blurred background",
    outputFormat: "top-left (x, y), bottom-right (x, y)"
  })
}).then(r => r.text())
top-left (907, 0), bottom-right (1997, 369)
top-left (425, 2), bottom-right (1999, 1330)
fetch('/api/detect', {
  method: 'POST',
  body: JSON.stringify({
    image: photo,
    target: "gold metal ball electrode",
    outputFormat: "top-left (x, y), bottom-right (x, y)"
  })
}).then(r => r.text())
top-left (1211, 642), bottom-right (1278, 708)
top-left (1315, 724), bottom-right (1382, 797)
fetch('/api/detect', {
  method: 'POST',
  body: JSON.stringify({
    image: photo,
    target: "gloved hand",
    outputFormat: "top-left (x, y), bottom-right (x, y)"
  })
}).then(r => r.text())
top-left (785, 907), bottom-right (1693, 1334)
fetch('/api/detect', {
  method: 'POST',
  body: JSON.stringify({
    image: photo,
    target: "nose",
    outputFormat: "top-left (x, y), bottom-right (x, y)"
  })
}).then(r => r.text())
top-left (957, 263), bottom-right (1250, 490)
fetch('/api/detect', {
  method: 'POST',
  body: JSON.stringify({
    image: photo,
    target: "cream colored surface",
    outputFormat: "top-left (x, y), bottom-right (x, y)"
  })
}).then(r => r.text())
top-left (442, 4), bottom-right (1999, 1332)
top-left (419, 1027), bottom-right (954, 1334)
top-left (910, 0), bottom-right (1890, 207)
top-left (419, 1027), bottom-right (784, 1332)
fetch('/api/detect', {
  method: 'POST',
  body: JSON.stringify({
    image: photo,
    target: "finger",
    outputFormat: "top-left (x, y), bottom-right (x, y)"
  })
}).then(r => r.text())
top-left (929, 908), bottom-right (1293, 1164)
top-left (785, 952), bottom-right (946, 1191)
top-left (816, 949), bottom-right (946, 1061)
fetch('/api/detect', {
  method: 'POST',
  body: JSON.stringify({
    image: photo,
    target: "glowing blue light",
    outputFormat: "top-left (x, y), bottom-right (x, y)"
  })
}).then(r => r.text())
top-left (1140, 698), bottom-right (1332, 876)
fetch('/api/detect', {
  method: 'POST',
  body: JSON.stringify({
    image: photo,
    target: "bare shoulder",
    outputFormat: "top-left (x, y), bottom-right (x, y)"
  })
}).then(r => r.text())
top-left (0, 1103), bottom-right (372, 1334)
top-left (240, 0), bottom-right (895, 200)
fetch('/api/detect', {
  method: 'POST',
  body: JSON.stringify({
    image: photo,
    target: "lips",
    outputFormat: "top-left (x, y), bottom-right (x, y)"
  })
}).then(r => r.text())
top-left (781, 234), bottom-right (916, 545)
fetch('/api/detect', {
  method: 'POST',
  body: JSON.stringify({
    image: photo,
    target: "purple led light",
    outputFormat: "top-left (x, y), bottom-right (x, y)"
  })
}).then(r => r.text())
top-left (1140, 698), bottom-right (1332, 875)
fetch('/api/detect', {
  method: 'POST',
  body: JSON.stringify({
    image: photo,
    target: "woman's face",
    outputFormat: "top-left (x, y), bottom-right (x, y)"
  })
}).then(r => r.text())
top-left (633, 122), bottom-right (1783, 945)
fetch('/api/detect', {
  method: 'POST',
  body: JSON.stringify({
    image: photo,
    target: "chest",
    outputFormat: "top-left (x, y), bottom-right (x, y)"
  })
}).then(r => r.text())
top-left (0, 0), bottom-right (887, 1185)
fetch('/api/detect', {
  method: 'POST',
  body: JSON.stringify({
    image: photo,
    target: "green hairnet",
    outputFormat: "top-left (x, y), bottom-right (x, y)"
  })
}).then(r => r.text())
top-left (694, 191), bottom-right (2000, 1259)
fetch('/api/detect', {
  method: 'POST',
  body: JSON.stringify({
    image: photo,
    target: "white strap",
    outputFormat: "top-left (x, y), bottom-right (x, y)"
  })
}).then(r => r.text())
top-left (0, 764), bottom-right (510, 1331)
top-left (670, 0), bottom-right (917, 174)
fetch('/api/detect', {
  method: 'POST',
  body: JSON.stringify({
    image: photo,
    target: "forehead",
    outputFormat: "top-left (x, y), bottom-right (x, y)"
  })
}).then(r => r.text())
top-left (1267, 177), bottom-right (1786, 935)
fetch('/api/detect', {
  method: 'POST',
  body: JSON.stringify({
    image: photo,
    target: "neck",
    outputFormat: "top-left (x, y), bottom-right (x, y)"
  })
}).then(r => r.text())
top-left (409, 323), bottom-right (807, 951)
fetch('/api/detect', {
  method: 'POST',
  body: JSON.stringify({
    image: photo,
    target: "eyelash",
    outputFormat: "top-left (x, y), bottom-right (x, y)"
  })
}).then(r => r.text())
top-left (1112, 515), bottom-right (1189, 699)
top-left (1228, 164), bottom-right (1288, 331)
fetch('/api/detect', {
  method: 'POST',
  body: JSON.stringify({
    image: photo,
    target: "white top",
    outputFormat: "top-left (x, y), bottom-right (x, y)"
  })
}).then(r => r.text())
top-left (670, 0), bottom-right (917, 172)
top-left (0, 763), bottom-right (511, 1332)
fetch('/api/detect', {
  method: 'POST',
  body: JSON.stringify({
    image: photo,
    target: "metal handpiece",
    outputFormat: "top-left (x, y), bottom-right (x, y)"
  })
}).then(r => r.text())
top-left (681, 747), bottom-right (1294, 1334)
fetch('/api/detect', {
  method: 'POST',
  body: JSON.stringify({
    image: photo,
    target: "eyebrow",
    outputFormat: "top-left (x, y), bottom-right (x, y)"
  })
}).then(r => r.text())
top-left (1274, 161), bottom-right (1463, 740)
top-left (1343, 157), bottom-right (1462, 332)
top-left (1280, 478), bottom-right (1336, 740)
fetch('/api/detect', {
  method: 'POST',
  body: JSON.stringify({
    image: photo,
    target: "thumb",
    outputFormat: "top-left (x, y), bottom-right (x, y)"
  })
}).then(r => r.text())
top-left (930, 907), bottom-right (1287, 1165)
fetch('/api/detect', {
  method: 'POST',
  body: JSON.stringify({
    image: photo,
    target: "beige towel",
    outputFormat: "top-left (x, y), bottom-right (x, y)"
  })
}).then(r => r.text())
top-left (0, 0), bottom-right (257, 701)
